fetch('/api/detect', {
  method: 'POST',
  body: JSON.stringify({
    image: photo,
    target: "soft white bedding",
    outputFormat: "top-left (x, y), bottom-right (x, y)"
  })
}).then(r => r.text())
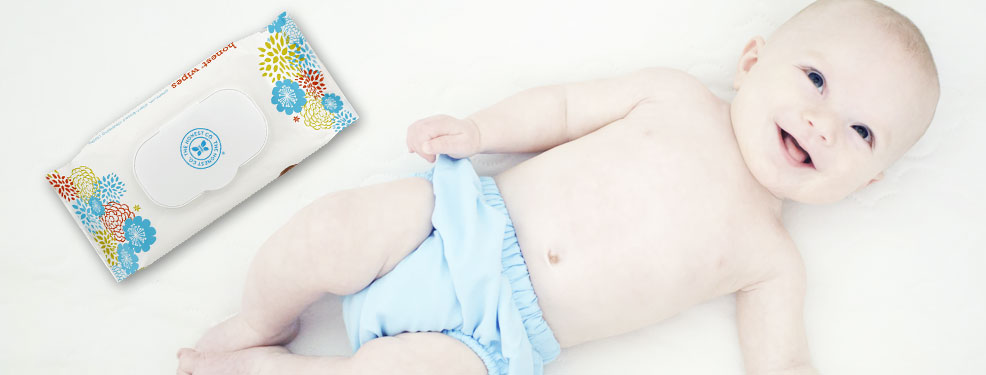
top-left (2, 0), bottom-right (983, 373)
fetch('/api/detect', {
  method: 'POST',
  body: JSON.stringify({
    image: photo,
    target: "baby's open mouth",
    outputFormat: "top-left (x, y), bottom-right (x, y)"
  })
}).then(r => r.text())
top-left (777, 125), bottom-right (815, 169)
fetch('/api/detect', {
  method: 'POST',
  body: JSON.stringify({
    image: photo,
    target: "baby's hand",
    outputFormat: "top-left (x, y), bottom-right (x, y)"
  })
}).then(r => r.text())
top-left (406, 114), bottom-right (481, 163)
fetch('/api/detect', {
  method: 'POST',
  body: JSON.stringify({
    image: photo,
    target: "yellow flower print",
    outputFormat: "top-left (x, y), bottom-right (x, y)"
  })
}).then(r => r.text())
top-left (93, 230), bottom-right (119, 267)
top-left (258, 33), bottom-right (300, 83)
top-left (70, 166), bottom-right (100, 200)
top-left (300, 94), bottom-right (336, 130)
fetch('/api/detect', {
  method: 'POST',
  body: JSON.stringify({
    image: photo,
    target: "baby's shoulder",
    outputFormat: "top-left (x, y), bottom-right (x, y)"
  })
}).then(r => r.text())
top-left (742, 226), bottom-right (807, 290)
top-left (629, 67), bottom-right (720, 105)
top-left (623, 68), bottom-right (728, 132)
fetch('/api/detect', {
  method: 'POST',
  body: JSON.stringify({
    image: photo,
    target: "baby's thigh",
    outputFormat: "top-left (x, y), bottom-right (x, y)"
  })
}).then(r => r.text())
top-left (291, 177), bottom-right (435, 295)
top-left (350, 332), bottom-right (486, 375)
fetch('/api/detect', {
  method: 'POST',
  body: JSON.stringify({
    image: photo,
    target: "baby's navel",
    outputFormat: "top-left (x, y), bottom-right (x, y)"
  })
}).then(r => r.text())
top-left (547, 249), bottom-right (561, 265)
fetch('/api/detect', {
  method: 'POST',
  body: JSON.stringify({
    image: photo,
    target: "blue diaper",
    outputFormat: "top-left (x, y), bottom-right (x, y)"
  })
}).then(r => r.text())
top-left (342, 155), bottom-right (561, 375)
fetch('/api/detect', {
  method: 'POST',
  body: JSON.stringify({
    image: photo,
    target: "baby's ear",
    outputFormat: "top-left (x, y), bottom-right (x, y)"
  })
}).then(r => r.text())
top-left (733, 36), bottom-right (766, 90)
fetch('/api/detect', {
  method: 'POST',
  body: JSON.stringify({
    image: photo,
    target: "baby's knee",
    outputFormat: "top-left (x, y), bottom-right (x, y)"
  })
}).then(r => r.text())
top-left (349, 337), bottom-right (416, 374)
top-left (276, 179), bottom-right (435, 295)
top-left (291, 202), bottom-right (385, 294)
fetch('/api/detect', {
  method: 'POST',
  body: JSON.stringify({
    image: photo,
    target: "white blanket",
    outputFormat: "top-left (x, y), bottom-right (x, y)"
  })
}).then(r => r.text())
top-left (2, 0), bottom-right (983, 373)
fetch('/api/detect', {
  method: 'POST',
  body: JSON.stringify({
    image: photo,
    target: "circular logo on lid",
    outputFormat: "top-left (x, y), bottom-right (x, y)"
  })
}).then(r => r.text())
top-left (179, 128), bottom-right (222, 169)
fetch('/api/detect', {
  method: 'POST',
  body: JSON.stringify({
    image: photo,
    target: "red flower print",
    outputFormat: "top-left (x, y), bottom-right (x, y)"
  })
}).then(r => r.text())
top-left (46, 172), bottom-right (77, 201)
top-left (101, 201), bottom-right (135, 243)
top-left (296, 69), bottom-right (327, 97)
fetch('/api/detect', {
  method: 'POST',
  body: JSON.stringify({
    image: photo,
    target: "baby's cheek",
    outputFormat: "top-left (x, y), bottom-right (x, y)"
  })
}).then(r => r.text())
top-left (814, 171), bottom-right (867, 203)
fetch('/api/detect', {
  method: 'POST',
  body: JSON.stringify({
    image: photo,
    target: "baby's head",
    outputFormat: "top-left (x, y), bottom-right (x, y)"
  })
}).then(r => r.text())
top-left (730, 0), bottom-right (939, 204)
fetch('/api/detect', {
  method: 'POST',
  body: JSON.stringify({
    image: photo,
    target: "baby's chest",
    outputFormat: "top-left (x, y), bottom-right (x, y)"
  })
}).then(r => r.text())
top-left (552, 179), bottom-right (758, 279)
top-left (550, 122), bottom-right (756, 245)
top-left (519, 111), bottom-right (778, 288)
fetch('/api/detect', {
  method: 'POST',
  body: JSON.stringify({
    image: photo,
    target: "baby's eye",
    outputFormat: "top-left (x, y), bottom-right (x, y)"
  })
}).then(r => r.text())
top-left (852, 124), bottom-right (873, 143)
top-left (807, 69), bottom-right (825, 93)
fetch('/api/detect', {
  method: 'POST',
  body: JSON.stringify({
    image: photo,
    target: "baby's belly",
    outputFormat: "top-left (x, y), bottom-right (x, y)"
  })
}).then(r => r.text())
top-left (497, 194), bottom-right (732, 346)
top-left (492, 126), bottom-right (757, 347)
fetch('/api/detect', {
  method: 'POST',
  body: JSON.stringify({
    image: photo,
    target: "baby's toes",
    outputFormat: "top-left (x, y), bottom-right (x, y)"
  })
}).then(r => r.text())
top-left (194, 315), bottom-right (256, 353)
top-left (177, 348), bottom-right (199, 374)
top-left (177, 349), bottom-right (240, 375)
top-left (195, 315), bottom-right (300, 354)
top-left (177, 347), bottom-right (288, 375)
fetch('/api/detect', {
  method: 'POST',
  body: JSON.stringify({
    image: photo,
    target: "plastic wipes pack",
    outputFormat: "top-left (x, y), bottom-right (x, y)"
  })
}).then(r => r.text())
top-left (45, 12), bottom-right (358, 282)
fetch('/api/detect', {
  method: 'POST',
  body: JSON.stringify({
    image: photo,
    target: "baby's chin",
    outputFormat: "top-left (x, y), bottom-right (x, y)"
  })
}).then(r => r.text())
top-left (767, 182), bottom-right (855, 205)
top-left (752, 165), bottom-right (856, 205)
top-left (784, 193), bottom-right (847, 205)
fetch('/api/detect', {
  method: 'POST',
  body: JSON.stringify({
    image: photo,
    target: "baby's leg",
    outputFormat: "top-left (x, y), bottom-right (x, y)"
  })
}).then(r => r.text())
top-left (194, 177), bottom-right (436, 353)
top-left (178, 332), bottom-right (485, 375)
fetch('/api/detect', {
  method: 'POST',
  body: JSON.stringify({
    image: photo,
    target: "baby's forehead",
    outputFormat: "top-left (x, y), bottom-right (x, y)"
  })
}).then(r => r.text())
top-left (778, 9), bottom-right (893, 52)
top-left (777, 0), bottom-right (937, 84)
top-left (793, 30), bottom-right (907, 75)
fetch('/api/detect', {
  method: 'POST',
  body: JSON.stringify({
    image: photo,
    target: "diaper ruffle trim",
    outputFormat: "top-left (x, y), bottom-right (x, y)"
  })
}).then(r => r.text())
top-left (479, 176), bottom-right (562, 364)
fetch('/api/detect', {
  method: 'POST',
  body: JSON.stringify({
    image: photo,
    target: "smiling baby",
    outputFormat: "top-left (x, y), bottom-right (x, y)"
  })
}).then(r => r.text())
top-left (177, 1), bottom-right (939, 374)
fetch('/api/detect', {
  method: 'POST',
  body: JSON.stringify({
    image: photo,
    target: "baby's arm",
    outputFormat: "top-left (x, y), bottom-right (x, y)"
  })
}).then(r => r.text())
top-left (407, 67), bottom-right (685, 161)
top-left (736, 245), bottom-right (819, 375)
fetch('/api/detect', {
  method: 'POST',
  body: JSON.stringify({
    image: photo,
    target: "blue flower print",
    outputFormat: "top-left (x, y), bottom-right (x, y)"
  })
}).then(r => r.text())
top-left (267, 12), bottom-right (287, 33)
top-left (290, 39), bottom-right (321, 73)
top-left (277, 15), bottom-right (319, 72)
top-left (122, 216), bottom-right (157, 253)
top-left (88, 196), bottom-right (105, 217)
top-left (116, 243), bottom-right (139, 276)
top-left (110, 265), bottom-right (128, 281)
top-left (191, 139), bottom-right (210, 156)
top-left (73, 199), bottom-right (104, 233)
top-left (282, 17), bottom-right (304, 45)
top-left (332, 110), bottom-right (358, 132)
top-left (271, 79), bottom-right (307, 115)
top-left (321, 93), bottom-right (343, 114)
top-left (96, 173), bottom-right (126, 203)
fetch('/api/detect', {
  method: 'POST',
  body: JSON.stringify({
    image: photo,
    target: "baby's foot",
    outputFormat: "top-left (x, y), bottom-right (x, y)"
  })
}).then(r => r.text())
top-left (194, 314), bottom-right (300, 353)
top-left (177, 346), bottom-right (288, 375)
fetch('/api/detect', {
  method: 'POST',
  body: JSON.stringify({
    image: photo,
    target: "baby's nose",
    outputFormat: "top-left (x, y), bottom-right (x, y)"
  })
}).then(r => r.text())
top-left (807, 120), bottom-right (828, 143)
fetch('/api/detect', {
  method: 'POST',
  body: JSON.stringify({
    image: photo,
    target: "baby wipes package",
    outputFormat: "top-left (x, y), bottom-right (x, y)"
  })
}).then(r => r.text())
top-left (45, 12), bottom-right (358, 282)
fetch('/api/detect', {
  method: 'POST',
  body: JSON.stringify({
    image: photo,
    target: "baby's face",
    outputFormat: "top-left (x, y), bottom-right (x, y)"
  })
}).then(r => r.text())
top-left (730, 5), bottom-right (938, 204)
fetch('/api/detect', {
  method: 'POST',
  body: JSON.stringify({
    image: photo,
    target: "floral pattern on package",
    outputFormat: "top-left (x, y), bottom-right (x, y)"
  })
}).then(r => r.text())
top-left (48, 168), bottom-right (157, 281)
top-left (262, 12), bottom-right (356, 132)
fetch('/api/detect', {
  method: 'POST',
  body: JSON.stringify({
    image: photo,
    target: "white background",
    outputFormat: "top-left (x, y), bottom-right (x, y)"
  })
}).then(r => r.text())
top-left (1, 0), bottom-right (984, 374)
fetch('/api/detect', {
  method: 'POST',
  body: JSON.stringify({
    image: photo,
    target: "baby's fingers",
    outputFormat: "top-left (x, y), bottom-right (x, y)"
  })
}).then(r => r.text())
top-left (405, 123), bottom-right (433, 159)
top-left (406, 131), bottom-right (436, 162)
top-left (409, 140), bottom-right (435, 163)
top-left (407, 119), bottom-right (441, 146)
top-left (406, 115), bottom-right (469, 162)
top-left (425, 133), bottom-right (476, 159)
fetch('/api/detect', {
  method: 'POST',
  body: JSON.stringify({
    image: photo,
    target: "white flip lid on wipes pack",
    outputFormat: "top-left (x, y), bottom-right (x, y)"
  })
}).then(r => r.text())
top-left (134, 89), bottom-right (269, 208)
top-left (46, 12), bottom-right (358, 281)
